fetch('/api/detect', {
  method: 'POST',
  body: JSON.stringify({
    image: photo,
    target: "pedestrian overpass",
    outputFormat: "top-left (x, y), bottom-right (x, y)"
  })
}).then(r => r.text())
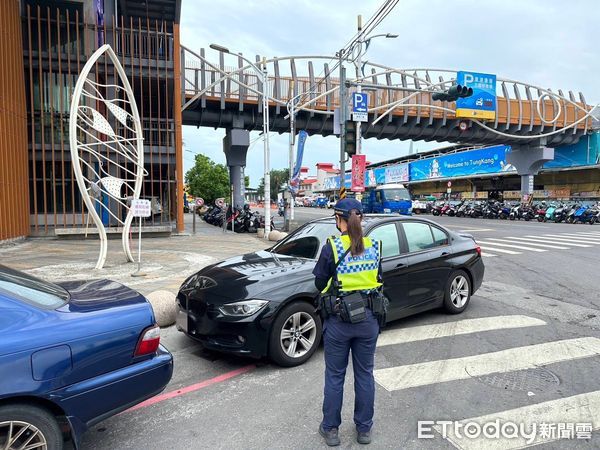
top-left (179, 46), bottom-right (597, 203)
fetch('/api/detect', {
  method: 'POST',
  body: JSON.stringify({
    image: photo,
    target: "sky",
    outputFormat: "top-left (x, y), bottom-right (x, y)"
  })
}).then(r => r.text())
top-left (180, 0), bottom-right (600, 187)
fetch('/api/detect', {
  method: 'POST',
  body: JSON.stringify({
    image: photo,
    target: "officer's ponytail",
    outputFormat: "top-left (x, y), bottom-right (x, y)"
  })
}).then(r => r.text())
top-left (347, 209), bottom-right (364, 256)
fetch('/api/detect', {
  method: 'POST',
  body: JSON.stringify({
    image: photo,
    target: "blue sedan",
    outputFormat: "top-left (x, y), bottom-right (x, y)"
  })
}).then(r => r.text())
top-left (0, 265), bottom-right (173, 450)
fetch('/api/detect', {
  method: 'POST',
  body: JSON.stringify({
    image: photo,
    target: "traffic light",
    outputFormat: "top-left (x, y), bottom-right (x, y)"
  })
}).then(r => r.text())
top-left (344, 120), bottom-right (358, 156)
top-left (432, 84), bottom-right (473, 102)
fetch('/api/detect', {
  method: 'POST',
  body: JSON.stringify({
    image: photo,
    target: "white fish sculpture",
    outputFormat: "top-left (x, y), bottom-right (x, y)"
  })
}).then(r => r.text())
top-left (69, 44), bottom-right (146, 269)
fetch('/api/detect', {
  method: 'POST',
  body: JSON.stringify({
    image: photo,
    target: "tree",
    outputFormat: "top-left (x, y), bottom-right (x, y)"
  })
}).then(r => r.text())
top-left (257, 169), bottom-right (290, 201)
top-left (245, 175), bottom-right (250, 188)
top-left (185, 154), bottom-right (230, 204)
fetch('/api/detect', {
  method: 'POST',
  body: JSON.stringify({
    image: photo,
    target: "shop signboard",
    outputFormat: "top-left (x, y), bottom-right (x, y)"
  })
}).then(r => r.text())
top-left (384, 163), bottom-right (409, 183)
top-left (409, 145), bottom-right (514, 181)
top-left (544, 135), bottom-right (599, 169)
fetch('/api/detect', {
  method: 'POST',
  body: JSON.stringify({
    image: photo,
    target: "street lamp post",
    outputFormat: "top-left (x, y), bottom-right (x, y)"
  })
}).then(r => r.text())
top-left (210, 44), bottom-right (271, 238)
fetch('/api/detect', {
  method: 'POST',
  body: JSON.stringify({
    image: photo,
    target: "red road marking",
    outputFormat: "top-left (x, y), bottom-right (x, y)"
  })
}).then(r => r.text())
top-left (125, 364), bottom-right (256, 413)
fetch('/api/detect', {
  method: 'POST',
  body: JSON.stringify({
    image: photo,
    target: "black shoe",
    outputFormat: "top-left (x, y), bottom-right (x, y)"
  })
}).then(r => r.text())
top-left (357, 430), bottom-right (371, 444)
top-left (319, 424), bottom-right (340, 447)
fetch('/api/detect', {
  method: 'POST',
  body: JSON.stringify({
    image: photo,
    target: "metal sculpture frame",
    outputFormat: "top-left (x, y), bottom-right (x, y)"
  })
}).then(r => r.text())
top-left (69, 44), bottom-right (145, 269)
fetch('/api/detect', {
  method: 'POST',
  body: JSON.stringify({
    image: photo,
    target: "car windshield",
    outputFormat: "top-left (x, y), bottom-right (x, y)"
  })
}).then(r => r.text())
top-left (271, 222), bottom-right (338, 259)
top-left (0, 265), bottom-right (69, 309)
top-left (382, 188), bottom-right (410, 201)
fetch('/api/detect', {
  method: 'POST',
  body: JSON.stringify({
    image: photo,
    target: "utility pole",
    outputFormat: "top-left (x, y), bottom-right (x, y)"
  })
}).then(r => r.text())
top-left (288, 81), bottom-right (295, 229)
top-left (338, 51), bottom-right (347, 196)
top-left (356, 14), bottom-right (363, 156)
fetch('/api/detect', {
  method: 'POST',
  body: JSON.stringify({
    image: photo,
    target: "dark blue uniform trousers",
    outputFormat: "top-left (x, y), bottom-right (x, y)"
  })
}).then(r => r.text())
top-left (322, 309), bottom-right (379, 433)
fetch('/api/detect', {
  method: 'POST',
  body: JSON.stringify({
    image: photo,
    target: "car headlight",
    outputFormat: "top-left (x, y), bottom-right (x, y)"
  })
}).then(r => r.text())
top-left (218, 299), bottom-right (268, 317)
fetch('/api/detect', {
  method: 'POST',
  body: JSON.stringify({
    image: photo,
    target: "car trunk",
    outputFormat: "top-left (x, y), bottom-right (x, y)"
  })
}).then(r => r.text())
top-left (54, 279), bottom-right (156, 385)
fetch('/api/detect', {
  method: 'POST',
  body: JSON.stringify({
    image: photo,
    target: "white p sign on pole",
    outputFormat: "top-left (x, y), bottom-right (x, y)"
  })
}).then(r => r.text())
top-left (130, 199), bottom-right (151, 276)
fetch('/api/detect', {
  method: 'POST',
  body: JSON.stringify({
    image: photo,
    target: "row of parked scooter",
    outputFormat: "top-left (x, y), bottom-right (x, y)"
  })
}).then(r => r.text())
top-left (431, 200), bottom-right (600, 224)
top-left (200, 203), bottom-right (276, 232)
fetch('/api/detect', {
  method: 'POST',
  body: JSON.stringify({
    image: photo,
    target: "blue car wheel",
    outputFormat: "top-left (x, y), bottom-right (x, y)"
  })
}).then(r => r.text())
top-left (0, 404), bottom-right (63, 450)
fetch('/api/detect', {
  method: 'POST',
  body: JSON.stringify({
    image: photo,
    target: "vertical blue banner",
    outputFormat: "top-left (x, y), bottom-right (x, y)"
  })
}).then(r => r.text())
top-left (289, 130), bottom-right (308, 194)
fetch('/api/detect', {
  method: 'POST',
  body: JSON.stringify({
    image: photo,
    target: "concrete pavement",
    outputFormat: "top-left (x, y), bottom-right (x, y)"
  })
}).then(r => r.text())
top-left (3, 210), bottom-right (599, 448)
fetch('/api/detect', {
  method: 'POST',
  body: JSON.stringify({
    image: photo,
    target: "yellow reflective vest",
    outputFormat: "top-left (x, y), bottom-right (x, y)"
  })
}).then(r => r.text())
top-left (322, 235), bottom-right (382, 294)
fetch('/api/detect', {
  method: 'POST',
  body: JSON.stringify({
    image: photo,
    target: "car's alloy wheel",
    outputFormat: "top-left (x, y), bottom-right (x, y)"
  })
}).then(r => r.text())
top-left (279, 312), bottom-right (317, 359)
top-left (444, 270), bottom-right (471, 314)
top-left (0, 420), bottom-right (48, 450)
top-left (269, 302), bottom-right (322, 367)
top-left (450, 276), bottom-right (469, 308)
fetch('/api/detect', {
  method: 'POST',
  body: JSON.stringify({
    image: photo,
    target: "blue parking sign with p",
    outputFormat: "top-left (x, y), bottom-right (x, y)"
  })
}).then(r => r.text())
top-left (352, 92), bottom-right (368, 113)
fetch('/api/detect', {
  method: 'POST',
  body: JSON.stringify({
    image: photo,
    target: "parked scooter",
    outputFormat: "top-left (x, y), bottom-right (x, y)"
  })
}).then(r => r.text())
top-left (535, 201), bottom-right (548, 222)
top-left (431, 202), bottom-right (444, 216)
top-left (509, 203), bottom-right (521, 220)
top-left (455, 201), bottom-right (470, 218)
top-left (544, 203), bottom-right (558, 222)
top-left (572, 204), bottom-right (590, 224)
top-left (552, 204), bottom-right (568, 223)
top-left (498, 202), bottom-right (512, 220)
top-left (469, 202), bottom-right (483, 218)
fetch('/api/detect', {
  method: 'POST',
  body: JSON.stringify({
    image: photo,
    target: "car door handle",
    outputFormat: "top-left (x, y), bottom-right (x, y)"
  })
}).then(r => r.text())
top-left (441, 251), bottom-right (450, 256)
top-left (395, 262), bottom-right (406, 268)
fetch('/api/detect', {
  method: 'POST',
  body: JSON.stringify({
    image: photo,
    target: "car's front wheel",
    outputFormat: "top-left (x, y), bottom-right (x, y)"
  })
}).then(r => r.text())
top-left (444, 270), bottom-right (471, 314)
top-left (269, 301), bottom-right (322, 367)
top-left (0, 404), bottom-right (63, 450)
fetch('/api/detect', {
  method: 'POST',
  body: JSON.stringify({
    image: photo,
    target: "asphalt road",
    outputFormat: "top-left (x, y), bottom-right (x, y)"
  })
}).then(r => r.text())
top-left (82, 211), bottom-right (600, 449)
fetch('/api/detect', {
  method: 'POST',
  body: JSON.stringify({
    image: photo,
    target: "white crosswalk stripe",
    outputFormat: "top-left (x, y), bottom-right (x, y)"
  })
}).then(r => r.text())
top-left (374, 337), bottom-right (600, 391)
top-left (542, 233), bottom-right (600, 243)
top-left (536, 235), bottom-right (600, 244)
top-left (510, 236), bottom-right (591, 247)
top-left (436, 391), bottom-right (600, 449)
top-left (543, 233), bottom-right (600, 240)
top-left (480, 252), bottom-right (496, 257)
top-left (570, 232), bottom-right (600, 238)
top-left (478, 245), bottom-right (521, 255)
top-left (523, 235), bottom-right (593, 246)
top-left (374, 314), bottom-right (599, 448)
top-left (376, 315), bottom-right (546, 347)
top-left (488, 237), bottom-right (569, 250)
top-left (476, 240), bottom-right (547, 252)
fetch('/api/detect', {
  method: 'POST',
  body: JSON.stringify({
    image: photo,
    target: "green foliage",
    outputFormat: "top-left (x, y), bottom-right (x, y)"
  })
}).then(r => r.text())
top-left (185, 154), bottom-right (230, 204)
top-left (257, 169), bottom-right (290, 201)
top-left (245, 175), bottom-right (250, 188)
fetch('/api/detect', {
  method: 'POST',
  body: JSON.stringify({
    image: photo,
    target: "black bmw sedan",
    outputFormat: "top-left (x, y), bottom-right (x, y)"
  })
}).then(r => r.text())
top-left (176, 216), bottom-right (484, 367)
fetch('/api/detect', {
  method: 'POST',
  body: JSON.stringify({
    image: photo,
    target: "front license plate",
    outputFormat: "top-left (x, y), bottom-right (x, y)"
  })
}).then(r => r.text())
top-left (176, 307), bottom-right (188, 333)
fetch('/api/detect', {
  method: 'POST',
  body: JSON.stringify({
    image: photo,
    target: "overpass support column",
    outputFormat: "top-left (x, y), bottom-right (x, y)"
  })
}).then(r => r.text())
top-left (223, 129), bottom-right (250, 208)
top-left (506, 144), bottom-right (554, 196)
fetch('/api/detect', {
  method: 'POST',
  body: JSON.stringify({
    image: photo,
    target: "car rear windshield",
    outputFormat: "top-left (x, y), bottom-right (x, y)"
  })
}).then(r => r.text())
top-left (0, 265), bottom-right (69, 309)
top-left (271, 222), bottom-right (338, 259)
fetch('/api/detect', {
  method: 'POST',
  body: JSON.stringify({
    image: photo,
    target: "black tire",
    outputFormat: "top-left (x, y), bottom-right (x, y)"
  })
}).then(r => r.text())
top-left (590, 217), bottom-right (596, 225)
top-left (0, 404), bottom-right (63, 450)
top-left (443, 270), bottom-right (471, 314)
top-left (268, 301), bottom-right (322, 367)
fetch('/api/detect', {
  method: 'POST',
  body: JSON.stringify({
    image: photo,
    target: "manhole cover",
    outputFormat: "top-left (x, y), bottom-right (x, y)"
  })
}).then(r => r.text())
top-left (467, 367), bottom-right (560, 392)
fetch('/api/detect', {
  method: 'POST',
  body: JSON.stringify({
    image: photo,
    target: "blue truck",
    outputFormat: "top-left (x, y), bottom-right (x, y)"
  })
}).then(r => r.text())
top-left (361, 183), bottom-right (412, 215)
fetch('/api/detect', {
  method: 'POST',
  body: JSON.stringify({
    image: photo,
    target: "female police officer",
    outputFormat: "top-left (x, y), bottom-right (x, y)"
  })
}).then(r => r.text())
top-left (313, 198), bottom-right (384, 446)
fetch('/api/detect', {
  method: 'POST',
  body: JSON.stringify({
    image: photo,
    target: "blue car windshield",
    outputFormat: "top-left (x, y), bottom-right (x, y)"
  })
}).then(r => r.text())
top-left (0, 265), bottom-right (69, 309)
